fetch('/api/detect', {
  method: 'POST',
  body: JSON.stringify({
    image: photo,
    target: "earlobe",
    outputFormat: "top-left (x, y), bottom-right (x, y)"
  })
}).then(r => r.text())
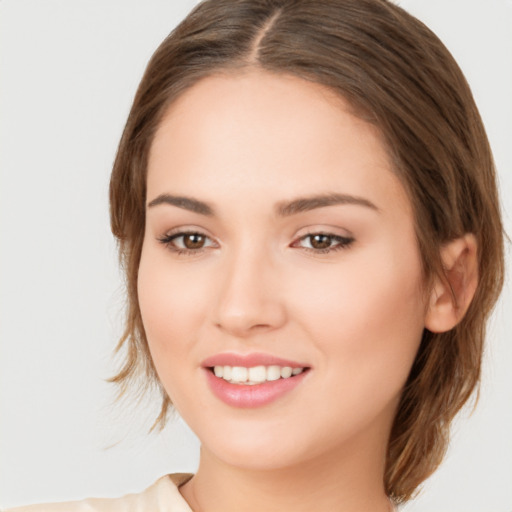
top-left (425, 234), bottom-right (479, 333)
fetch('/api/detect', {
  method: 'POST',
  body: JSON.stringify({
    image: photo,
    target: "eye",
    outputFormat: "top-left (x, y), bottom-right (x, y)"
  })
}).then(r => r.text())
top-left (158, 231), bottom-right (217, 254)
top-left (292, 232), bottom-right (354, 253)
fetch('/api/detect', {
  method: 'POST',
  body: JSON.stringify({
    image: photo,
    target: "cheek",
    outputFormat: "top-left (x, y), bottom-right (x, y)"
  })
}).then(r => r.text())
top-left (288, 243), bottom-right (426, 387)
top-left (137, 246), bottom-right (210, 376)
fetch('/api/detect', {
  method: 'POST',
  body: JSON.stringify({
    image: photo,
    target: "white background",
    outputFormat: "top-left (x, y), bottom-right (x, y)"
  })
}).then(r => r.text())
top-left (0, 1), bottom-right (511, 510)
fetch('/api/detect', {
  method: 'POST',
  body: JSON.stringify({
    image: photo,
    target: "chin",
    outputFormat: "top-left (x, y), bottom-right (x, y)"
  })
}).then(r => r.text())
top-left (196, 420), bottom-right (312, 470)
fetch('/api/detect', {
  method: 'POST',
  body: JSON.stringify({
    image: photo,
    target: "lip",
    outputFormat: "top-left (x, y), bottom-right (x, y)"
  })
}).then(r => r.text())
top-left (202, 352), bottom-right (308, 368)
top-left (202, 352), bottom-right (310, 408)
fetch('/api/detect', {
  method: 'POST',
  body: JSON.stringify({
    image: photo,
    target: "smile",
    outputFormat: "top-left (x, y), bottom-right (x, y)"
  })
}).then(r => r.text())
top-left (212, 365), bottom-right (305, 385)
top-left (202, 353), bottom-right (310, 407)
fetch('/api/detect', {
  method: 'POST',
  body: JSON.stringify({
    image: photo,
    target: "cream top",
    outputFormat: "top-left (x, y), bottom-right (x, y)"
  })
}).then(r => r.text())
top-left (6, 474), bottom-right (193, 512)
top-left (5, 473), bottom-right (398, 511)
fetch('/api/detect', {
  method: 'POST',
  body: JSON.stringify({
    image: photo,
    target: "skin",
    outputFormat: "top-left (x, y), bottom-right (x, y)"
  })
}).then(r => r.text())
top-left (138, 69), bottom-right (470, 511)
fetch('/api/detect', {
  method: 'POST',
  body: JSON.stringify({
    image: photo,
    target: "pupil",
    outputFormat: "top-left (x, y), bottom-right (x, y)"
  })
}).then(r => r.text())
top-left (311, 234), bottom-right (331, 249)
top-left (184, 234), bottom-right (205, 249)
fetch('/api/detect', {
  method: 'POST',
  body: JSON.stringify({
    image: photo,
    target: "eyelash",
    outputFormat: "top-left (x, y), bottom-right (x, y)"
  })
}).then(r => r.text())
top-left (157, 231), bottom-right (355, 256)
top-left (157, 230), bottom-right (216, 256)
top-left (292, 232), bottom-right (355, 254)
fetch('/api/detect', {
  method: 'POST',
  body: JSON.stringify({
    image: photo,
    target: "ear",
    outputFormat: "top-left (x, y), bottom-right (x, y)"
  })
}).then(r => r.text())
top-left (425, 234), bottom-right (478, 333)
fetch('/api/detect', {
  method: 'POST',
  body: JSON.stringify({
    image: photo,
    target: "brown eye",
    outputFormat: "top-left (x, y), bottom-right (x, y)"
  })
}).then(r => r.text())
top-left (309, 234), bottom-right (332, 249)
top-left (158, 231), bottom-right (216, 253)
top-left (293, 232), bottom-right (354, 253)
top-left (183, 233), bottom-right (206, 249)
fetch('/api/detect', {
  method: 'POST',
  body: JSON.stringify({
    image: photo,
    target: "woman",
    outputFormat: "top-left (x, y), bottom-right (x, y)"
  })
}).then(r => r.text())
top-left (3, 0), bottom-right (507, 510)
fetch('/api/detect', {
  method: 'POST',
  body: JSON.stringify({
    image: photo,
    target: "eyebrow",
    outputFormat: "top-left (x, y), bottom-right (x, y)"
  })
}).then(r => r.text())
top-left (147, 192), bottom-right (379, 217)
top-left (275, 193), bottom-right (379, 216)
top-left (147, 194), bottom-right (214, 216)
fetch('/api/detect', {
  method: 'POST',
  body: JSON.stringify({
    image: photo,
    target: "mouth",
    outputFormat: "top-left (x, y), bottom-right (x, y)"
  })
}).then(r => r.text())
top-left (208, 365), bottom-right (307, 385)
top-left (202, 353), bottom-right (310, 408)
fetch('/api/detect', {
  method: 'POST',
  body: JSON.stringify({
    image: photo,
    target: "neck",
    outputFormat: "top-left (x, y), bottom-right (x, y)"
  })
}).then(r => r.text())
top-left (180, 426), bottom-right (392, 512)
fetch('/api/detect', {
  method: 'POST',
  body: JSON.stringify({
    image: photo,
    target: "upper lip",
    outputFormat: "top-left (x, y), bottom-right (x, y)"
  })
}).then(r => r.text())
top-left (202, 352), bottom-right (309, 368)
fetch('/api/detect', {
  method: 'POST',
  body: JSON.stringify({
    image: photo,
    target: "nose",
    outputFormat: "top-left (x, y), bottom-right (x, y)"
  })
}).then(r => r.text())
top-left (212, 247), bottom-right (287, 338)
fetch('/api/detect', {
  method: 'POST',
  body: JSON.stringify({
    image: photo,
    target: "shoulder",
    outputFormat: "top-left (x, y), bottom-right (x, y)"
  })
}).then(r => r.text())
top-left (4, 474), bottom-right (193, 512)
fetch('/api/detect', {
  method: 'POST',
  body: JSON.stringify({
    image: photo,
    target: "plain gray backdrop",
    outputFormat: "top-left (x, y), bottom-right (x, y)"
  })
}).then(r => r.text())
top-left (1, 1), bottom-right (511, 510)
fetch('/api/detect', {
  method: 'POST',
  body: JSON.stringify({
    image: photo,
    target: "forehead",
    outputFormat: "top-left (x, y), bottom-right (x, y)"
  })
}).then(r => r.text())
top-left (147, 69), bottom-right (411, 217)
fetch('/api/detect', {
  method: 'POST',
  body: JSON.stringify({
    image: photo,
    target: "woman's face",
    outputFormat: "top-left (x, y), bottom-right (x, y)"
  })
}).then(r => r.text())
top-left (139, 70), bottom-right (427, 470)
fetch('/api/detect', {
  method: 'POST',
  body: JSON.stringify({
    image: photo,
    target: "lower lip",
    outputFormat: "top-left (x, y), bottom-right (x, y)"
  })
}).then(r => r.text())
top-left (204, 369), bottom-right (308, 408)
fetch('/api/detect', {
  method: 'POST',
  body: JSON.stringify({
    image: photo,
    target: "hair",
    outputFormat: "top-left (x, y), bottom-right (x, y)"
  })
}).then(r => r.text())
top-left (109, 0), bottom-right (504, 503)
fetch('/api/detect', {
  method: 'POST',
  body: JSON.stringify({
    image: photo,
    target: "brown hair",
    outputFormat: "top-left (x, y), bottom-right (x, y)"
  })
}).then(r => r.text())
top-left (109, 0), bottom-right (504, 502)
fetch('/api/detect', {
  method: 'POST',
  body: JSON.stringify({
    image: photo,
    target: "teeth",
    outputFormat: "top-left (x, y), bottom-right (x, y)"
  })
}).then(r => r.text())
top-left (231, 366), bottom-right (247, 382)
top-left (212, 365), bottom-right (305, 385)
top-left (248, 365), bottom-right (266, 382)
top-left (281, 366), bottom-right (293, 378)
top-left (267, 365), bottom-right (281, 381)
